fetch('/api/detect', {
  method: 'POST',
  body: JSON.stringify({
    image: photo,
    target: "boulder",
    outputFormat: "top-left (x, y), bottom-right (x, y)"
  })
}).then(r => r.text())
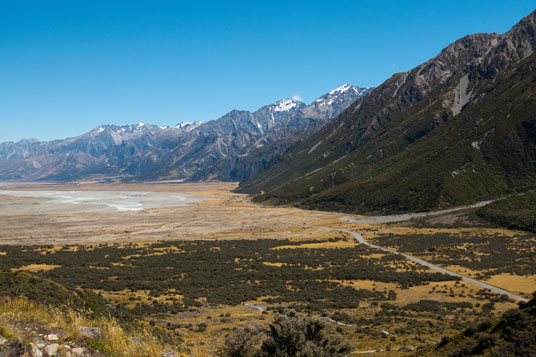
top-left (78, 326), bottom-right (103, 339)
top-left (44, 343), bottom-right (59, 356)
top-left (45, 334), bottom-right (59, 341)
top-left (71, 347), bottom-right (85, 356)
top-left (30, 343), bottom-right (43, 357)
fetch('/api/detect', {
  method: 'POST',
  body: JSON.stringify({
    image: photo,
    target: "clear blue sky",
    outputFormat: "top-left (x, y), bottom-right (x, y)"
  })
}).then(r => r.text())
top-left (1, 1), bottom-right (534, 142)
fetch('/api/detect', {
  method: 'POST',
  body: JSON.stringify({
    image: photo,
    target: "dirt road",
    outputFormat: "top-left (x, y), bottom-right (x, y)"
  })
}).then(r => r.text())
top-left (239, 202), bottom-right (528, 303)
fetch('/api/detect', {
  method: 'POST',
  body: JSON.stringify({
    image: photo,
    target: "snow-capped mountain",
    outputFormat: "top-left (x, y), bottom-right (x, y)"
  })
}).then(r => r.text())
top-left (150, 85), bottom-right (370, 181)
top-left (175, 121), bottom-right (202, 132)
top-left (0, 84), bottom-right (371, 182)
top-left (304, 84), bottom-right (371, 119)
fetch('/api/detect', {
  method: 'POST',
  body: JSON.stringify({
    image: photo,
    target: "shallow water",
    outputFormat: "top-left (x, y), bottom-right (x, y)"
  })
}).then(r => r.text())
top-left (0, 189), bottom-right (211, 214)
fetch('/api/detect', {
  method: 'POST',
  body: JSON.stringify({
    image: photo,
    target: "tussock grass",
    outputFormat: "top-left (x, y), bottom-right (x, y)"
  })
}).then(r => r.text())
top-left (0, 297), bottom-right (171, 356)
top-left (0, 322), bottom-right (16, 340)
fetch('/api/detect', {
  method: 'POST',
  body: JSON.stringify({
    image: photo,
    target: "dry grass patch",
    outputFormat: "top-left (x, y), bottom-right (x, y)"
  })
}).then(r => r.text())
top-left (262, 262), bottom-right (285, 267)
top-left (337, 279), bottom-right (398, 292)
top-left (16, 264), bottom-right (62, 272)
top-left (272, 240), bottom-right (356, 250)
top-left (483, 273), bottom-right (536, 298)
top-left (163, 302), bottom-right (269, 357)
top-left (0, 297), bottom-right (169, 357)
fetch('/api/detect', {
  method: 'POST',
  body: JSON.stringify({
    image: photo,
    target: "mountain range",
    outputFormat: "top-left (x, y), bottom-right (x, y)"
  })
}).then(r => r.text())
top-left (237, 10), bottom-right (536, 214)
top-left (0, 85), bottom-right (370, 182)
top-left (2, 10), bottom-right (535, 216)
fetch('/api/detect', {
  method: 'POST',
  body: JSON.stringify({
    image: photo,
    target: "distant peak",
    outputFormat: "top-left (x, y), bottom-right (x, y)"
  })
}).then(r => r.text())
top-left (175, 121), bottom-right (202, 131)
top-left (329, 84), bottom-right (357, 95)
top-left (273, 98), bottom-right (301, 112)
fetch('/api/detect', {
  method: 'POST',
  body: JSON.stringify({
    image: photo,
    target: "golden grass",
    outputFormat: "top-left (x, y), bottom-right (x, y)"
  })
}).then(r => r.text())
top-left (37, 246), bottom-right (64, 255)
top-left (360, 225), bottom-right (522, 239)
top-left (263, 262), bottom-right (285, 267)
top-left (162, 301), bottom-right (269, 356)
top-left (16, 264), bottom-right (62, 272)
top-left (0, 297), bottom-right (171, 357)
top-left (484, 273), bottom-right (536, 297)
top-left (337, 279), bottom-right (397, 291)
top-left (272, 240), bottom-right (356, 250)
top-left (0, 322), bottom-right (16, 340)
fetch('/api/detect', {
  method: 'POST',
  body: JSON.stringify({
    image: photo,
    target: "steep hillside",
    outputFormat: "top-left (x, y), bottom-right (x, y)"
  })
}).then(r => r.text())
top-left (425, 293), bottom-right (536, 356)
top-left (238, 10), bottom-right (536, 214)
top-left (476, 192), bottom-right (536, 232)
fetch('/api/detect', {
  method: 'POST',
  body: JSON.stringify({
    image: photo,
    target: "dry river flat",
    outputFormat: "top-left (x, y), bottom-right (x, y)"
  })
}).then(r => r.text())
top-left (0, 182), bottom-right (345, 245)
top-left (2, 181), bottom-right (536, 354)
top-left (0, 181), bottom-right (534, 301)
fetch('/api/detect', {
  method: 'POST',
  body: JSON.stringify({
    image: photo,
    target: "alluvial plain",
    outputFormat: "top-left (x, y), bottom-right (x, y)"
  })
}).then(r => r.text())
top-left (0, 182), bottom-right (534, 355)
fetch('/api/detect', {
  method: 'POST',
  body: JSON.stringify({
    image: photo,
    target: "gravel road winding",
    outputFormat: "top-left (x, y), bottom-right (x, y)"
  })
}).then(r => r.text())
top-left (239, 201), bottom-right (528, 303)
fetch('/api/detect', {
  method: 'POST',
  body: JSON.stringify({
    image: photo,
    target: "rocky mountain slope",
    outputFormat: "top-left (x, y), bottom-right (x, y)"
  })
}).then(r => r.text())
top-left (237, 10), bottom-right (536, 214)
top-left (0, 85), bottom-right (370, 182)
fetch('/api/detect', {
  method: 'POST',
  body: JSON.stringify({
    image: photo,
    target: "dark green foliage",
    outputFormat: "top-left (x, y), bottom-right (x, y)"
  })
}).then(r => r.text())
top-left (196, 323), bottom-right (207, 332)
top-left (0, 270), bottom-right (84, 308)
top-left (431, 292), bottom-right (536, 356)
top-left (0, 239), bottom-right (456, 313)
top-left (471, 333), bottom-right (498, 354)
top-left (0, 270), bottom-right (118, 318)
top-left (403, 300), bottom-right (473, 314)
top-left (218, 328), bottom-right (262, 357)
top-left (219, 312), bottom-right (354, 357)
top-left (373, 231), bottom-right (536, 277)
top-left (477, 192), bottom-right (536, 232)
top-left (260, 314), bottom-right (354, 356)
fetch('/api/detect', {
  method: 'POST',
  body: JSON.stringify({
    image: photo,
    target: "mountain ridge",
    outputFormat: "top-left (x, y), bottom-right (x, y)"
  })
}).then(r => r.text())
top-left (237, 10), bottom-right (536, 214)
top-left (0, 84), bottom-right (371, 182)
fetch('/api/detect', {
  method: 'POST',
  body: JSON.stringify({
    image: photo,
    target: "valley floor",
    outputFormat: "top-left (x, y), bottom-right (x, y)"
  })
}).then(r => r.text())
top-left (0, 182), bottom-right (534, 355)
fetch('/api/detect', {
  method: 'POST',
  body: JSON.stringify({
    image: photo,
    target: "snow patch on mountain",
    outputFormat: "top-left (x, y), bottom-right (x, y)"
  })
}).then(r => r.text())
top-left (175, 121), bottom-right (203, 132)
top-left (273, 98), bottom-right (300, 112)
top-left (329, 83), bottom-right (355, 95)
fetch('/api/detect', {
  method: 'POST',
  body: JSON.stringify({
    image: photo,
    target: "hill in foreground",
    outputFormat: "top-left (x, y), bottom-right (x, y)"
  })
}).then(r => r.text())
top-left (426, 292), bottom-right (536, 356)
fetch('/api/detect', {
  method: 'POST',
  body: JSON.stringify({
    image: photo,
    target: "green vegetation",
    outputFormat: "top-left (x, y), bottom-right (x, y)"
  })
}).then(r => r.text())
top-left (1, 238), bottom-right (520, 353)
top-left (219, 312), bottom-right (354, 356)
top-left (0, 296), bottom-right (170, 357)
top-left (426, 293), bottom-right (536, 356)
top-left (477, 193), bottom-right (536, 232)
top-left (0, 239), bottom-right (457, 315)
top-left (0, 270), bottom-right (137, 322)
top-left (373, 231), bottom-right (536, 278)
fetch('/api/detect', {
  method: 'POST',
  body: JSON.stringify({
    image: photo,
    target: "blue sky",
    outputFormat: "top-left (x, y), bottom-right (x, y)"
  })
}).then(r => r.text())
top-left (0, 1), bottom-right (534, 142)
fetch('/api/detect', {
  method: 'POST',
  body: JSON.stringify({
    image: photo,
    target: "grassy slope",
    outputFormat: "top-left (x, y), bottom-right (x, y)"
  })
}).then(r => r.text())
top-left (477, 192), bottom-right (536, 232)
top-left (422, 293), bottom-right (536, 356)
top-left (0, 271), bottom-right (173, 356)
top-left (238, 53), bottom-right (536, 214)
